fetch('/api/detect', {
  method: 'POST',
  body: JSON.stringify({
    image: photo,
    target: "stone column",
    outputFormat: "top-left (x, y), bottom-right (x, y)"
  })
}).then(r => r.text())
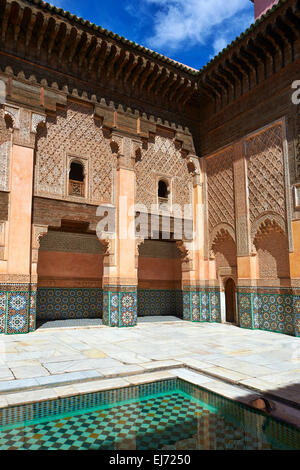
top-left (102, 134), bottom-right (139, 327)
top-left (1, 105), bottom-right (45, 334)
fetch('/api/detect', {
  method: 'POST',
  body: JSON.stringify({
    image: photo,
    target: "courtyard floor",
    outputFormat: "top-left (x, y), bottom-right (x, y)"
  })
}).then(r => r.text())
top-left (0, 317), bottom-right (299, 426)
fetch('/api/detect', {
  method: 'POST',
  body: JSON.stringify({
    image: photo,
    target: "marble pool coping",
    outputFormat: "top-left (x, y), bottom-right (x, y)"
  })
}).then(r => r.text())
top-left (0, 366), bottom-right (299, 431)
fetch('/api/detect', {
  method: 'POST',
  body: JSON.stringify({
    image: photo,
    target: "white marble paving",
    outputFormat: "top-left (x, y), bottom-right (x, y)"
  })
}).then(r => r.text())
top-left (0, 319), bottom-right (299, 410)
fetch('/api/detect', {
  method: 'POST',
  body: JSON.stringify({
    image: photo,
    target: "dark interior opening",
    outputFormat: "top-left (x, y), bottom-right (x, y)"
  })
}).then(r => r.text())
top-left (69, 162), bottom-right (84, 182)
top-left (158, 180), bottom-right (168, 199)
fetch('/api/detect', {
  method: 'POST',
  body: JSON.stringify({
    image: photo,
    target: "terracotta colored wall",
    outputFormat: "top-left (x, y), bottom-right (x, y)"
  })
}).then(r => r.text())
top-left (290, 220), bottom-right (300, 279)
top-left (138, 257), bottom-right (181, 289)
top-left (38, 251), bottom-right (104, 280)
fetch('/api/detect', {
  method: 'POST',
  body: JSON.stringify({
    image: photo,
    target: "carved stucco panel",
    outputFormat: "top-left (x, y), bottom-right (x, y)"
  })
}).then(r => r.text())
top-left (245, 123), bottom-right (286, 225)
top-left (35, 102), bottom-right (116, 203)
top-left (135, 135), bottom-right (193, 209)
top-left (206, 148), bottom-right (235, 235)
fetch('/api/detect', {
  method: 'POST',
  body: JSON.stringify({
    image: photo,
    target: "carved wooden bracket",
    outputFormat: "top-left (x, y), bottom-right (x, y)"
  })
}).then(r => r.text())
top-left (176, 240), bottom-right (193, 272)
top-left (101, 237), bottom-right (116, 267)
top-left (31, 225), bottom-right (48, 264)
top-left (135, 237), bottom-right (144, 269)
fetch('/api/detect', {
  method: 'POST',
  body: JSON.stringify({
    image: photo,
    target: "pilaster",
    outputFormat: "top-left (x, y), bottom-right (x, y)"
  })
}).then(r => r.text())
top-left (233, 140), bottom-right (258, 282)
top-left (0, 104), bottom-right (46, 334)
top-left (101, 133), bottom-right (140, 327)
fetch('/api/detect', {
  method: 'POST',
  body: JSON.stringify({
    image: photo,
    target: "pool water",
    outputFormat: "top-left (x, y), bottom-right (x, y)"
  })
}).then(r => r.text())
top-left (0, 379), bottom-right (299, 450)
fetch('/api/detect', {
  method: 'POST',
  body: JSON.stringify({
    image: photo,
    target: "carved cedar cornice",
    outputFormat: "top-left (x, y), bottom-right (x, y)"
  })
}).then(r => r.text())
top-left (198, 0), bottom-right (300, 112)
top-left (0, 0), bottom-right (198, 116)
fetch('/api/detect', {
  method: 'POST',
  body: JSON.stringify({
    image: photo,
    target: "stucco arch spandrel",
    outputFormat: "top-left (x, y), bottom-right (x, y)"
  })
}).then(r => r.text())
top-left (251, 212), bottom-right (286, 242)
top-left (209, 223), bottom-right (236, 252)
top-left (3, 104), bottom-right (19, 128)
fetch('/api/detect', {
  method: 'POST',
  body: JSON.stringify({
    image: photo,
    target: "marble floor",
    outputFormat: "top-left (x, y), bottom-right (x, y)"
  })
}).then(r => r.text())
top-left (0, 318), bottom-right (299, 412)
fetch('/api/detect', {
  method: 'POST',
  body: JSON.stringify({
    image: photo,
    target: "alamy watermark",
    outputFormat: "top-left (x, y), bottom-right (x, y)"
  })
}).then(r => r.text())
top-left (0, 79), bottom-right (6, 105)
top-left (96, 200), bottom-right (200, 246)
top-left (292, 80), bottom-right (300, 105)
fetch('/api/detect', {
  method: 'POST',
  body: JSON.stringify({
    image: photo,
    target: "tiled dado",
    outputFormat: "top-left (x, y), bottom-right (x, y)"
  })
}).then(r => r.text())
top-left (103, 287), bottom-right (137, 327)
top-left (0, 284), bottom-right (36, 335)
top-left (36, 288), bottom-right (103, 321)
top-left (237, 288), bottom-right (300, 337)
top-left (137, 290), bottom-right (183, 318)
top-left (183, 288), bottom-right (221, 323)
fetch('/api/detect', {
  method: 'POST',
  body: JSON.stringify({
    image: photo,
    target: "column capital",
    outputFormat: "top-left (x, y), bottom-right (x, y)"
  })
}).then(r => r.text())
top-left (110, 132), bottom-right (142, 170)
top-left (187, 154), bottom-right (202, 185)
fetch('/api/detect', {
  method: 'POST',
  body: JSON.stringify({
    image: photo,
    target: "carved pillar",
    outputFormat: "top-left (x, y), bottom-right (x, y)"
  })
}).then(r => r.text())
top-left (181, 155), bottom-right (211, 322)
top-left (233, 140), bottom-right (258, 282)
top-left (102, 134), bottom-right (139, 327)
top-left (0, 104), bottom-right (46, 334)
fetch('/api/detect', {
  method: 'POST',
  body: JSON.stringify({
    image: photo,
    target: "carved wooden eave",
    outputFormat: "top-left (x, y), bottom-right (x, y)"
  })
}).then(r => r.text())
top-left (198, 0), bottom-right (300, 110)
top-left (0, 0), bottom-right (198, 116)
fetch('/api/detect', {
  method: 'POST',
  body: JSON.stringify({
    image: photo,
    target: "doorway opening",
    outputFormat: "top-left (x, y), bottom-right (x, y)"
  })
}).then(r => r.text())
top-left (225, 278), bottom-right (237, 324)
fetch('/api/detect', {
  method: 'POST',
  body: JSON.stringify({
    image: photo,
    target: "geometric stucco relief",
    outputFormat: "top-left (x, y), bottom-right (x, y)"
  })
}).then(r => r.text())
top-left (35, 102), bottom-right (116, 204)
top-left (39, 231), bottom-right (104, 255)
top-left (245, 123), bottom-right (286, 225)
top-left (135, 135), bottom-right (193, 209)
top-left (0, 117), bottom-right (11, 192)
top-left (206, 147), bottom-right (235, 235)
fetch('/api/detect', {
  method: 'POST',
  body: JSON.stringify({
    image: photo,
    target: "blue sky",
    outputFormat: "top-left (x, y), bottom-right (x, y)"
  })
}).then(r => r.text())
top-left (51, 0), bottom-right (254, 70)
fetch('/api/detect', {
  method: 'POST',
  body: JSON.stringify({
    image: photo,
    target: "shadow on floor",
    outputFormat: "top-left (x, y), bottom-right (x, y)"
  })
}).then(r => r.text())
top-left (36, 318), bottom-right (103, 329)
top-left (138, 316), bottom-right (183, 323)
top-left (36, 316), bottom-right (183, 329)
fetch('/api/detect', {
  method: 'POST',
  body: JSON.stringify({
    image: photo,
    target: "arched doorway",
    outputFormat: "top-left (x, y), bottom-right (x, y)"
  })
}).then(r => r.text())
top-left (225, 278), bottom-right (236, 324)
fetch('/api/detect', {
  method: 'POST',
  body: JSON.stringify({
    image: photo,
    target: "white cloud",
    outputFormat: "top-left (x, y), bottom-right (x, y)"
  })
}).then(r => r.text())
top-left (143, 0), bottom-right (253, 53)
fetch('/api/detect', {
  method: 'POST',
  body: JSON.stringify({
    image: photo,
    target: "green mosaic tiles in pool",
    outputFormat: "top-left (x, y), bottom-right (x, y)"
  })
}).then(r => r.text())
top-left (0, 379), bottom-right (299, 450)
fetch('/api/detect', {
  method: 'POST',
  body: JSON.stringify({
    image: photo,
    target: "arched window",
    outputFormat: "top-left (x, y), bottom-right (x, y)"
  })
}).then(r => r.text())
top-left (69, 161), bottom-right (85, 197)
